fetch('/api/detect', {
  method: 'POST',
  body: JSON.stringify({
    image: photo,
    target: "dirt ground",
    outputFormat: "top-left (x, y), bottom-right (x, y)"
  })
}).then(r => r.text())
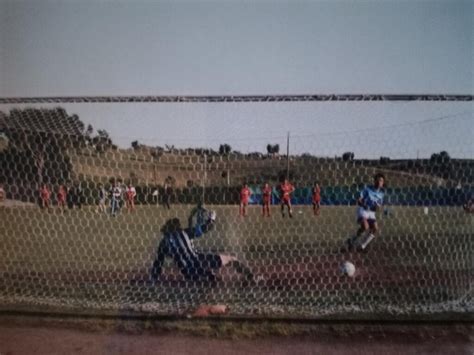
top-left (0, 315), bottom-right (471, 355)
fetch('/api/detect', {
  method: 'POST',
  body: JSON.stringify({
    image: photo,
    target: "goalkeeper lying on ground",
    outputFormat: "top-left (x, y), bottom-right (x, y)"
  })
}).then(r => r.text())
top-left (150, 210), bottom-right (255, 283)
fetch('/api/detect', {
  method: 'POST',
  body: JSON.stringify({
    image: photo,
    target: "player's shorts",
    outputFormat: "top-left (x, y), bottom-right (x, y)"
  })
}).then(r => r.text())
top-left (240, 200), bottom-right (249, 205)
top-left (281, 197), bottom-right (291, 204)
top-left (312, 198), bottom-right (320, 204)
top-left (357, 207), bottom-right (376, 222)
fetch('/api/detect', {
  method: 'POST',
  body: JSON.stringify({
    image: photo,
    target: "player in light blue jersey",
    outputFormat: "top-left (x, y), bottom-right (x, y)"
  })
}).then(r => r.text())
top-left (345, 173), bottom-right (385, 252)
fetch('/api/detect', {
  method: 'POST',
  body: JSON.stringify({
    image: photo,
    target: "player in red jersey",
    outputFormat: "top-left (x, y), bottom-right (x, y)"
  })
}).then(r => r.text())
top-left (312, 183), bottom-right (321, 216)
top-left (279, 178), bottom-right (295, 218)
top-left (57, 184), bottom-right (67, 211)
top-left (126, 183), bottom-right (137, 212)
top-left (262, 183), bottom-right (272, 217)
top-left (40, 184), bottom-right (51, 211)
top-left (239, 183), bottom-right (252, 217)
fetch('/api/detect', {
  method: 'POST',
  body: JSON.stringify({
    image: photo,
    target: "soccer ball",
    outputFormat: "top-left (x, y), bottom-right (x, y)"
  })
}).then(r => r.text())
top-left (341, 261), bottom-right (356, 277)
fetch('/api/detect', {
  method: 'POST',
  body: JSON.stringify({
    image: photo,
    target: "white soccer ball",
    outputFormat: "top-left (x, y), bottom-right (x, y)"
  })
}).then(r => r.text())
top-left (341, 261), bottom-right (356, 277)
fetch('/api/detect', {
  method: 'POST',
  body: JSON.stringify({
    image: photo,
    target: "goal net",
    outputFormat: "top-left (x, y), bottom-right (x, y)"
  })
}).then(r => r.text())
top-left (0, 96), bottom-right (472, 319)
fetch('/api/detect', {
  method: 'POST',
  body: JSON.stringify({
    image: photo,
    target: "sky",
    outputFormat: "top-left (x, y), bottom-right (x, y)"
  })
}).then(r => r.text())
top-left (0, 0), bottom-right (472, 158)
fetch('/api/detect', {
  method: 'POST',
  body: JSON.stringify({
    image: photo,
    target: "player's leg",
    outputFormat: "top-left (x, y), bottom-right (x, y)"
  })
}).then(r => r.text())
top-left (111, 198), bottom-right (115, 216)
top-left (287, 201), bottom-right (293, 218)
top-left (316, 201), bottom-right (320, 215)
top-left (266, 202), bottom-right (270, 217)
top-left (358, 220), bottom-right (378, 251)
top-left (219, 254), bottom-right (255, 282)
top-left (281, 202), bottom-right (285, 217)
top-left (346, 218), bottom-right (369, 251)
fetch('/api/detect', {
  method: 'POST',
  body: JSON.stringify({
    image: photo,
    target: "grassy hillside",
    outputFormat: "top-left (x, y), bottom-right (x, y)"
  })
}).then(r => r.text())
top-left (69, 148), bottom-right (444, 188)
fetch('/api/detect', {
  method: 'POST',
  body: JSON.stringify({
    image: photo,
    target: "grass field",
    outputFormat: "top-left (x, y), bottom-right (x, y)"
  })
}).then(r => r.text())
top-left (0, 204), bottom-right (472, 319)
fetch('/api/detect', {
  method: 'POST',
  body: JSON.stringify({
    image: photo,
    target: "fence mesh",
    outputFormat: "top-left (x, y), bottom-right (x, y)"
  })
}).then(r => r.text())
top-left (0, 100), bottom-right (472, 319)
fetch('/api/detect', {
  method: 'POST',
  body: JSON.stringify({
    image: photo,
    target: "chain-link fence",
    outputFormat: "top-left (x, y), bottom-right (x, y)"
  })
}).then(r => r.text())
top-left (0, 99), bottom-right (472, 319)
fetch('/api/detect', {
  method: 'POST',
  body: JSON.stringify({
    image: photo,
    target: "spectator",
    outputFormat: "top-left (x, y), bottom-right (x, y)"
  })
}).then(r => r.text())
top-left (262, 183), bottom-right (272, 217)
top-left (66, 182), bottom-right (75, 209)
top-left (126, 183), bottom-right (137, 212)
top-left (312, 183), bottom-right (321, 216)
top-left (0, 183), bottom-right (5, 203)
top-left (97, 183), bottom-right (107, 214)
top-left (75, 183), bottom-right (84, 209)
top-left (163, 182), bottom-right (173, 209)
top-left (39, 184), bottom-right (51, 211)
top-left (110, 181), bottom-right (122, 217)
top-left (239, 183), bottom-right (251, 217)
top-left (57, 184), bottom-right (67, 211)
top-left (152, 187), bottom-right (159, 205)
top-left (279, 178), bottom-right (295, 218)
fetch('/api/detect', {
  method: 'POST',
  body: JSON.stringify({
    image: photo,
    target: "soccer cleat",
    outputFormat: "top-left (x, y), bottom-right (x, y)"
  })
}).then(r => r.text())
top-left (357, 245), bottom-right (370, 254)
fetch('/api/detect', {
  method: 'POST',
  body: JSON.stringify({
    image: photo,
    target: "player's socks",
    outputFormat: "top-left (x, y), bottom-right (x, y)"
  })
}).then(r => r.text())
top-left (360, 233), bottom-right (375, 250)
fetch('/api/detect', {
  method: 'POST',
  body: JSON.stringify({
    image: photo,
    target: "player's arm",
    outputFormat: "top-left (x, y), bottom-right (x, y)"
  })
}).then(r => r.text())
top-left (151, 238), bottom-right (168, 279)
top-left (372, 193), bottom-right (384, 212)
top-left (357, 189), bottom-right (368, 209)
top-left (185, 210), bottom-right (217, 239)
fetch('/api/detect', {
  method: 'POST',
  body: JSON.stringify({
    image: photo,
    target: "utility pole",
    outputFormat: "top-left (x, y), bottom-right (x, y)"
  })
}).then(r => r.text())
top-left (202, 153), bottom-right (206, 205)
top-left (286, 131), bottom-right (290, 179)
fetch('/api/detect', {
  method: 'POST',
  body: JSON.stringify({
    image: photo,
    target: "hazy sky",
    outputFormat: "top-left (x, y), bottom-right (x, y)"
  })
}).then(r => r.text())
top-left (0, 0), bottom-right (472, 157)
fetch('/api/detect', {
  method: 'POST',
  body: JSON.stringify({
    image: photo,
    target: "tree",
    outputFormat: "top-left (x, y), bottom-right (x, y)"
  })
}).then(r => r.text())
top-left (430, 151), bottom-right (451, 164)
top-left (92, 129), bottom-right (113, 152)
top-left (379, 156), bottom-right (390, 164)
top-left (342, 152), bottom-right (355, 161)
top-left (85, 124), bottom-right (93, 137)
top-left (219, 144), bottom-right (232, 155)
top-left (97, 129), bottom-right (109, 139)
top-left (430, 151), bottom-right (452, 179)
top-left (267, 144), bottom-right (280, 155)
top-left (131, 140), bottom-right (140, 150)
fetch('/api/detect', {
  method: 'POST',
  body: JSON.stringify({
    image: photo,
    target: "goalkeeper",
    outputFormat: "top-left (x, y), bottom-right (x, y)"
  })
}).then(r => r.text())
top-left (150, 210), bottom-right (254, 283)
top-left (345, 173), bottom-right (385, 252)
